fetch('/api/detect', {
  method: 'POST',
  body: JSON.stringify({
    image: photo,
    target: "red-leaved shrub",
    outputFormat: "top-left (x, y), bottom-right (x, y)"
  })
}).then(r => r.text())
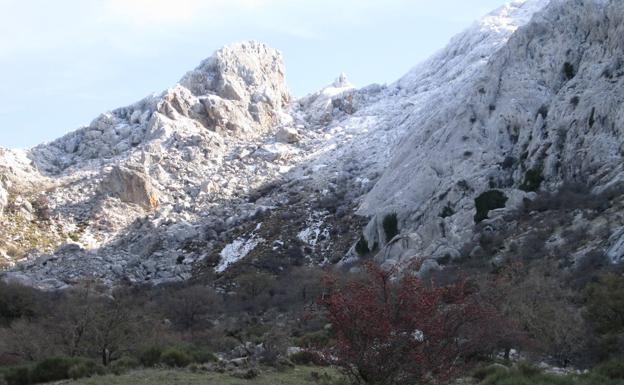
top-left (321, 262), bottom-right (504, 385)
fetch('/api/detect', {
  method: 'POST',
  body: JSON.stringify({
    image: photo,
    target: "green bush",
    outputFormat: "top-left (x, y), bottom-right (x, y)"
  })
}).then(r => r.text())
top-left (290, 351), bottom-right (326, 366)
top-left (474, 190), bottom-right (508, 223)
top-left (584, 274), bottom-right (624, 336)
top-left (160, 348), bottom-right (192, 368)
top-left (30, 357), bottom-right (77, 383)
top-left (520, 166), bottom-right (544, 192)
top-left (2, 366), bottom-right (31, 385)
top-left (595, 358), bottom-right (624, 379)
top-left (67, 360), bottom-right (104, 380)
top-left (139, 346), bottom-right (163, 367)
top-left (472, 364), bottom-right (509, 381)
top-left (355, 236), bottom-right (370, 255)
top-left (295, 330), bottom-right (331, 348)
top-left (382, 213), bottom-right (399, 241)
top-left (516, 362), bottom-right (542, 377)
top-left (186, 347), bottom-right (218, 364)
top-left (564, 62), bottom-right (576, 80)
top-left (137, 345), bottom-right (216, 369)
top-left (109, 356), bottom-right (140, 375)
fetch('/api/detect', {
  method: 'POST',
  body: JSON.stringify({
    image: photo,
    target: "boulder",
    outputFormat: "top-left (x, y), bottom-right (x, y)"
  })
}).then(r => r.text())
top-left (253, 143), bottom-right (291, 162)
top-left (275, 126), bottom-right (300, 143)
top-left (167, 221), bottom-right (199, 244)
top-left (101, 165), bottom-right (160, 210)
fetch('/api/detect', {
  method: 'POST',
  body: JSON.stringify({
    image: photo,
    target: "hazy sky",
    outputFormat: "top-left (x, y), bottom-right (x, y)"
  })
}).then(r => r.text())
top-left (0, 0), bottom-right (505, 148)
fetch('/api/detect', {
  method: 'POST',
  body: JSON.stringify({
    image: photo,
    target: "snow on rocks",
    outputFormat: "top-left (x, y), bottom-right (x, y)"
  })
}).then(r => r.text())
top-left (297, 213), bottom-right (331, 248)
top-left (216, 225), bottom-right (264, 273)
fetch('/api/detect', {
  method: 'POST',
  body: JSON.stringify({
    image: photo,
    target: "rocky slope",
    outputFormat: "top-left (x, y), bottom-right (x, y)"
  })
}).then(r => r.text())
top-left (360, 0), bottom-right (624, 268)
top-left (2, 0), bottom-right (624, 289)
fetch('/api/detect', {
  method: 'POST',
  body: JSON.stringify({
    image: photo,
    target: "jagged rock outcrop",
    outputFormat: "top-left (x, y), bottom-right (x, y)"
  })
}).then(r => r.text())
top-left (30, 41), bottom-right (291, 175)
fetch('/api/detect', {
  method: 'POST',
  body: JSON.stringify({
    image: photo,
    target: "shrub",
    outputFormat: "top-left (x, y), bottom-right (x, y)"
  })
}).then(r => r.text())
top-left (260, 328), bottom-right (289, 366)
top-left (109, 356), bottom-right (140, 375)
top-left (520, 166), bottom-right (544, 192)
top-left (474, 190), bottom-right (508, 223)
top-left (0, 282), bottom-right (37, 326)
top-left (321, 262), bottom-right (503, 385)
top-left (594, 358), bottom-right (624, 379)
top-left (2, 366), bottom-right (31, 385)
top-left (160, 348), bottom-right (192, 368)
top-left (139, 346), bottom-right (163, 367)
top-left (30, 357), bottom-right (77, 383)
top-left (564, 62), bottom-right (576, 80)
top-left (67, 360), bottom-right (104, 380)
top-left (355, 236), bottom-right (370, 255)
top-left (584, 274), bottom-right (624, 336)
top-left (295, 330), bottom-right (332, 348)
top-left (231, 368), bottom-right (259, 379)
top-left (290, 351), bottom-right (326, 366)
top-left (186, 347), bottom-right (218, 364)
top-left (382, 213), bottom-right (399, 241)
top-left (472, 363), bottom-right (509, 381)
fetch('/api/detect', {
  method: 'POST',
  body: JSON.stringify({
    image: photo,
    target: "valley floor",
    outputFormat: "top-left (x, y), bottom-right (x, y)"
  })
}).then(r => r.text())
top-left (56, 366), bottom-right (343, 385)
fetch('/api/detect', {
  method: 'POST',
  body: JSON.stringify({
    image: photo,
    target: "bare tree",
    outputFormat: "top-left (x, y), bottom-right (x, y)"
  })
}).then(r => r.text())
top-left (160, 284), bottom-right (221, 331)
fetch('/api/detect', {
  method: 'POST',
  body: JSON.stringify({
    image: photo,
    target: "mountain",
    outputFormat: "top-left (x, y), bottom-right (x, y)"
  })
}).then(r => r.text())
top-left (2, 0), bottom-right (624, 289)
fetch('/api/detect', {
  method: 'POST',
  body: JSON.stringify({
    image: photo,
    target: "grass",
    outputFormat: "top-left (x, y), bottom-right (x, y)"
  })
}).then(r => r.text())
top-left (472, 362), bottom-right (624, 385)
top-left (60, 366), bottom-right (344, 385)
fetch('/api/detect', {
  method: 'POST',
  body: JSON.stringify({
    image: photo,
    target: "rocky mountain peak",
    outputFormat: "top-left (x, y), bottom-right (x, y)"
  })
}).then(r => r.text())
top-left (28, 41), bottom-right (292, 175)
top-left (181, 41), bottom-right (290, 107)
top-left (332, 73), bottom-right (352, 89)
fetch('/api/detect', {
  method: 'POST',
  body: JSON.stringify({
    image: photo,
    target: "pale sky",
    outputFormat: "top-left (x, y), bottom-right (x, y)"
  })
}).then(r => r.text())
top-left (0, 0), bottom-right (505, 148)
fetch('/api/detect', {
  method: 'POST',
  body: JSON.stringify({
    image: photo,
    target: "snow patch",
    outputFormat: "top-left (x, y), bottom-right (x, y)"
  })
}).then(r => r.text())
top-left (216, 223), bottom-right (264, 273)
top-left (297, 213), bottom-right (330, 248)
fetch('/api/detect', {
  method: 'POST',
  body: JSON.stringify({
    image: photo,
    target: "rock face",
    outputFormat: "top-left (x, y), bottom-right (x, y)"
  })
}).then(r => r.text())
top-left (181, 41), bottom-right (289, 111)
top-left (101, 166), bottom-right (160, 210)
top-left (0, 182), bottom-right (7, 214)
top-left (4, 0), bottom-right (624, 288)
top-left (359, 0), bottom-right (624, 263)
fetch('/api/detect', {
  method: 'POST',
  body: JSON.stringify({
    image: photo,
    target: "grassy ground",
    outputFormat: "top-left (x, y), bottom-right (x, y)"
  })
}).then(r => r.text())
top-left (471, 362), bottom-right (624, 385)
top-left (60, 366), bottom-right (343, 385)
